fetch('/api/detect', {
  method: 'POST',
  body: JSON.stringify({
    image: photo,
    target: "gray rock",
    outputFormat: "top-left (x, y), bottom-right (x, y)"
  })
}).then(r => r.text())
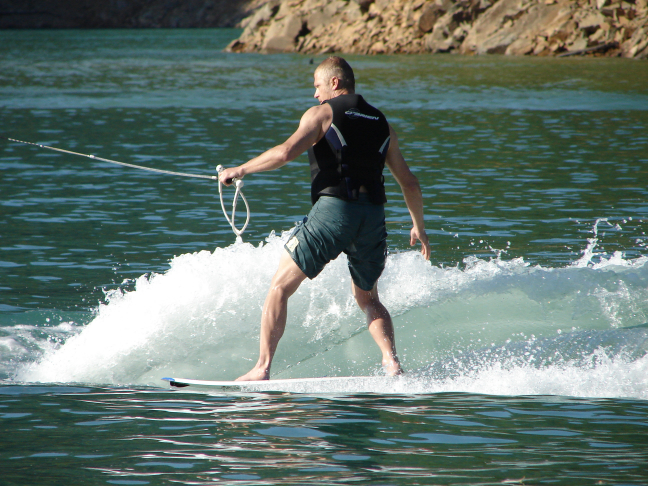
top-left (419, 3), bottom-right (447, 33)
top-left (262, 13), bottom-right (304, 52)
top-left (460, 0), bottom-right (576, 56)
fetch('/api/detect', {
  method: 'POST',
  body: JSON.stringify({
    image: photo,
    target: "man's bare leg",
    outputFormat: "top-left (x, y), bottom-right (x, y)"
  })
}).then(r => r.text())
top-left (352, 282), bottom-right (402, 376)
top-left (236, 250), bottom-right (307, 381)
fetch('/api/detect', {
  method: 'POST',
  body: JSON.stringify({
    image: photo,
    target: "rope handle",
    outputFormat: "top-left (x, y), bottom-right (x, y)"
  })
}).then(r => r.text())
top-left (216, 165), bottom-right (250, 238)
top-left (3, 136), bottom-right (251, 239)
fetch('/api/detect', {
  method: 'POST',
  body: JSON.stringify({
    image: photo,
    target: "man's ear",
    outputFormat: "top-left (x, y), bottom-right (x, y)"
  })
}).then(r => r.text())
top-left (330, 76), bottom-right (340, 90)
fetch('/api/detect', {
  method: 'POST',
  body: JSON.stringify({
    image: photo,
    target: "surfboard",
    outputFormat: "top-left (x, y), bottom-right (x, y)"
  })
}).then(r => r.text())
top-left (161, 375), bottom-right (394, 392)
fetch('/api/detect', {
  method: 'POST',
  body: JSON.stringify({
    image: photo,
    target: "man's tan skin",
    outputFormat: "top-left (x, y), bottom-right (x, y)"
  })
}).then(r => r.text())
top-left (219, 63), bottom-right (430, 381)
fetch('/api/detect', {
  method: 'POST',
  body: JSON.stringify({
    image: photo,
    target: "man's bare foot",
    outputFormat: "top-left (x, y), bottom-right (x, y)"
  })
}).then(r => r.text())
top-left (382, 356), bottom-right (403, 376)
top-left (235, 366), bottom-right (270, 381)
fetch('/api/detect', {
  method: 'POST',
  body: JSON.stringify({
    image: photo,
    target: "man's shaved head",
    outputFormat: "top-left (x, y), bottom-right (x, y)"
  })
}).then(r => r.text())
top-left (315, 56), bottom-right (355, 92)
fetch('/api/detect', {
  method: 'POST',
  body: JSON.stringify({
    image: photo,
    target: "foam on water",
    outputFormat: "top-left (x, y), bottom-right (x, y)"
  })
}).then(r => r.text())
top-left (13, 230), bottom-right (648, 399)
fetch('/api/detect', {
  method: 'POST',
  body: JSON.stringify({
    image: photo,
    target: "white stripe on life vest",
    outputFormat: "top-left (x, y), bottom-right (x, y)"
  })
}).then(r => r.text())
top-left (379, 136), bottom-right (390, 155)
top-left (330, 123), bottom-right (347, 147)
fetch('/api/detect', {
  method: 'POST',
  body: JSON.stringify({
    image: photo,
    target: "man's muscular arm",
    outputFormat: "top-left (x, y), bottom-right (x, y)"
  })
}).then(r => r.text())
top-left (385, 125), bottom-right (430, 260)
top-left (219, 105), bottom-right (331, 184)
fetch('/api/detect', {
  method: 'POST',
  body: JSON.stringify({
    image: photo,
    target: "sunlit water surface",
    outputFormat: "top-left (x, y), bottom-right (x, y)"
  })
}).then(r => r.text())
top-left (1, 29), bottom-right (647, 485)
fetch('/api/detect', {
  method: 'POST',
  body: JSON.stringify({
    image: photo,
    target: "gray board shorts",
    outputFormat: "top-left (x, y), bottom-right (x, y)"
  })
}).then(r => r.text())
top-left (284, 194), bottom-right (387, 291)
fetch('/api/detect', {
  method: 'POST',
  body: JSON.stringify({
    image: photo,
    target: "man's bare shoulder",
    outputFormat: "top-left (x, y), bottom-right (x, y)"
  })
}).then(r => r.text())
top-left (302, 103), bottom-right (332, 122)
top-left (298, 104), bottom-right (333, 141)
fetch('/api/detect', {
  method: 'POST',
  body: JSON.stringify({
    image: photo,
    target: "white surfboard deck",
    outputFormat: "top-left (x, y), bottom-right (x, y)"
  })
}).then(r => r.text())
top-left (162, 375), bottom-right (395, 392)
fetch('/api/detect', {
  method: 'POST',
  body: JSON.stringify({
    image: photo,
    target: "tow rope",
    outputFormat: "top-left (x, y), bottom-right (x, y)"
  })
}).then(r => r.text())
top-left (3, 136), bottom-right (251, 239)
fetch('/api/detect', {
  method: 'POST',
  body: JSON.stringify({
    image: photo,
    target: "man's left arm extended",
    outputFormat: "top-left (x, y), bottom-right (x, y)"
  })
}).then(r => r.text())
top-left (219, 105), bottom-right (326, 184)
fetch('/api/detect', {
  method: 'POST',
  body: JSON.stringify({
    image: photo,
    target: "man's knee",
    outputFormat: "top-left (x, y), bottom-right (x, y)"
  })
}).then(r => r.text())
top-left (269, 251), bottom-right (308, 297)
top-left (352, 282), bottom-right (379, 309)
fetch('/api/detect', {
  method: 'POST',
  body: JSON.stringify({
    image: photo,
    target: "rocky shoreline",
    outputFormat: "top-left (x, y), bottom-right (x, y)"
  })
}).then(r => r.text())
top-left (227, 0), bottom-right (648, 58)
top-left (2, 0), bottom-right (645, 58)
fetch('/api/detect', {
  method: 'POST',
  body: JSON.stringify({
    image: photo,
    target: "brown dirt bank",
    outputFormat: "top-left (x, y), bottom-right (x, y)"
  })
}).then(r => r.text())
top-left (226, 0), bottom-right (648, 58)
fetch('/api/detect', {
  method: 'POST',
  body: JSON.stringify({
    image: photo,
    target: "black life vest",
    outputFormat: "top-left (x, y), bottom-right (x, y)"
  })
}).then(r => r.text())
top-left (308, 94), bottom-right (390, 205)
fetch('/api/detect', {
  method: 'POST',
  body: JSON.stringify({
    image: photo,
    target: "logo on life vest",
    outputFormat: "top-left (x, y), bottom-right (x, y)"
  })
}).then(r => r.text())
top-left (345, 108), bottom-right (380, 121)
